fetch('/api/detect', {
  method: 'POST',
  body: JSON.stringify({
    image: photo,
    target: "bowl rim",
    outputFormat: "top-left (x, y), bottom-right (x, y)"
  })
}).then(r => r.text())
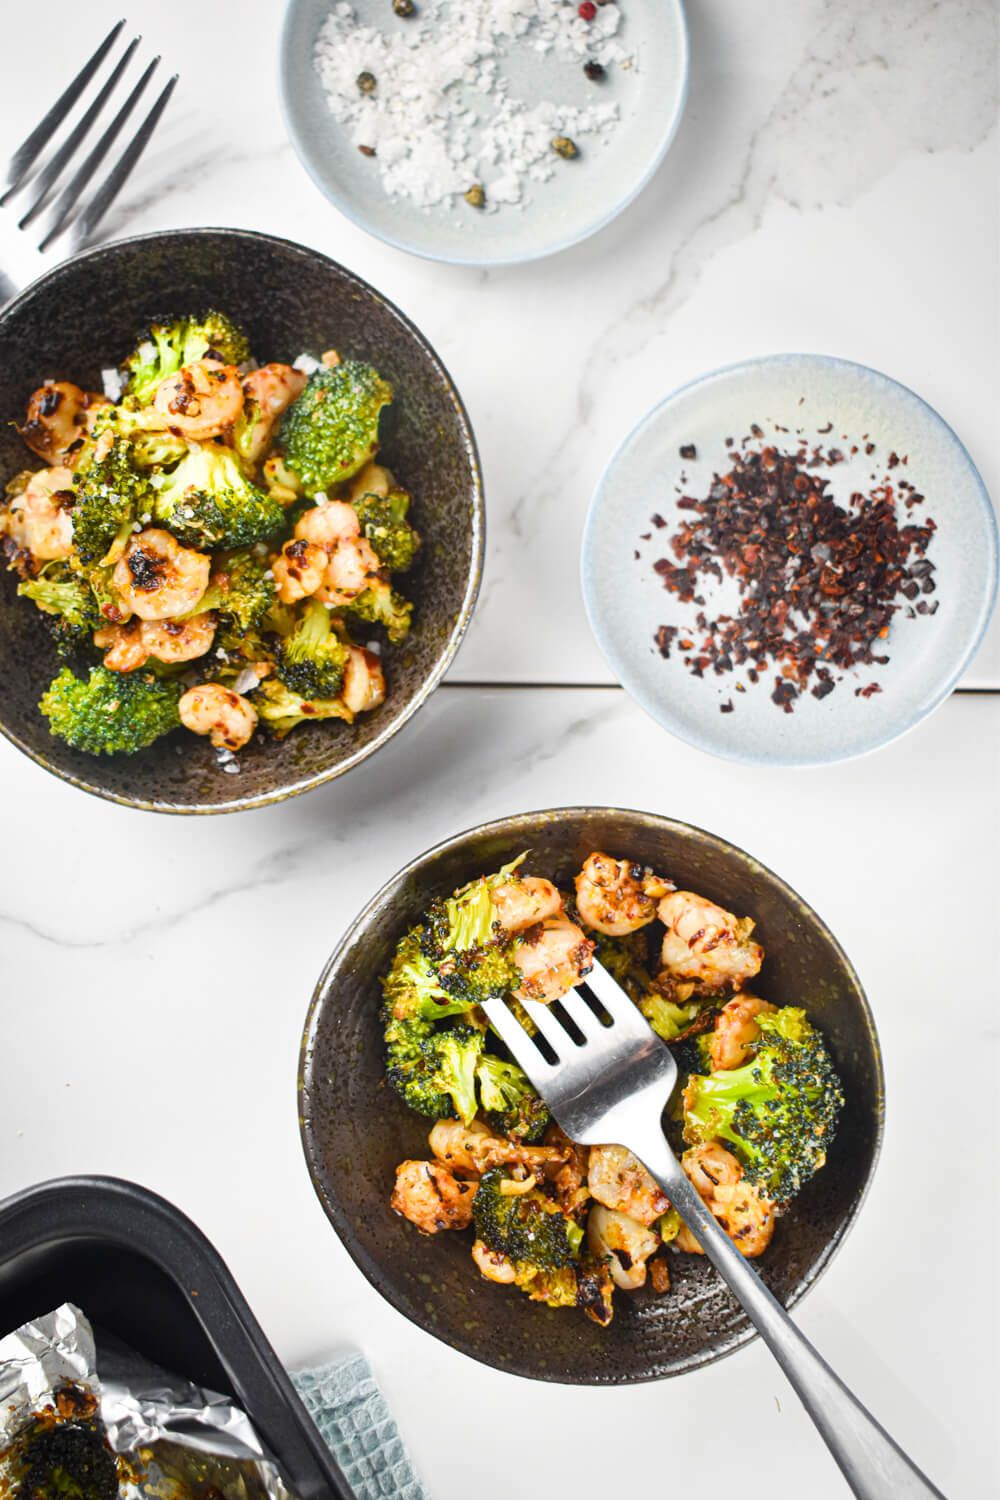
top-left (581, 351), bottom-right (999, 768)
top-left (277, 0), bottom-right (691, 269)
top-left (0, 225), bottom-right (485, 814)
top-left (299, 804), bottom-right (886, 1385)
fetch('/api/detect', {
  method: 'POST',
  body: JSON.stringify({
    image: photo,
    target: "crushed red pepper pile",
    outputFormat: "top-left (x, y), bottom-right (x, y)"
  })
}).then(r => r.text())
top-left (646, 432), bottom-right (938, 714)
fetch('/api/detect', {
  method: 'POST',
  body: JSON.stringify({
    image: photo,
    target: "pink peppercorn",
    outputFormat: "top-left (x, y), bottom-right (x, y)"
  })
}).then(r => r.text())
top-left (578, 2), bottom-right (597, 19)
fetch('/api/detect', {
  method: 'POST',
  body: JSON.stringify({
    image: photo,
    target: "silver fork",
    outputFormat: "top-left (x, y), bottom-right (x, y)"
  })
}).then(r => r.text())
top-left (482, 962), bottom-right (944, 1500)
top-left (0, 19), bottom-right (177, 301)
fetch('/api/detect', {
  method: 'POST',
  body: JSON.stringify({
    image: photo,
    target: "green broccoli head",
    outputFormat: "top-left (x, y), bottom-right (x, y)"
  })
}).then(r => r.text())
top-left (71, 441), bottom-right (151, 565)
top-left (121, 311), bottom-right (250, 403)
top-left (682, 1006), bottom-right (844, 1204)
top-left (419, 863), bottom-right (522, 1008)
top-left (276, 597), bottom-right (348, 699)
top-left (279, 361), bottom-right (392, 490)
top-left (193, 549), bottom-right (275, 632)
top-left (638, 993), bottom-right (702, 1043)
top-left (473, 1168), bottom-right (583, 1270)
top-left (18, 569), bottom-right (102, 631)
top-left (382, 928), bottom-right (484, 1023)
top-left (346, 581), bottom-right (412, 644)
top-left (386, 1021), bottom-right (483, 1123)
top-left (354, 489), bottom-right (420, 573)
top-left (513, 1258), bottom-right (614, 1323)
top-left (476, 1054), bottom-right (551, 1143)
top-left (150, 445), bottom-right (285, 550)
top-left (252, 677), bottom-right (351, 739)
top-left (39, 664), bottom-right (182, 755)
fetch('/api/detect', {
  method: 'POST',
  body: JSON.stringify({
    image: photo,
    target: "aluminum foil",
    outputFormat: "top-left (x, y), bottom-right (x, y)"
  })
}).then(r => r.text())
top-left (0, 1303), bottom-right (295, 1499)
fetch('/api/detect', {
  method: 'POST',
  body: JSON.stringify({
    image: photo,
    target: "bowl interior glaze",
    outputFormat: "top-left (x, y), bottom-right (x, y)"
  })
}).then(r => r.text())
top-left (0, 229), bottom-right (482, 811)
top-left (300, 808), bottom-right (884, 1384)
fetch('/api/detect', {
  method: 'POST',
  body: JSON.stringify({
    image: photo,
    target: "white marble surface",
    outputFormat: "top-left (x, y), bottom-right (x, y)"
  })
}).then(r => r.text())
top-left (1, 5), bottom-right (999, 1500)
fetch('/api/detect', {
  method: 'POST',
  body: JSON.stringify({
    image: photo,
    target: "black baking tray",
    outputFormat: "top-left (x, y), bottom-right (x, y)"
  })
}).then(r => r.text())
top-left (0, 1176), bottom-right (351, 1499)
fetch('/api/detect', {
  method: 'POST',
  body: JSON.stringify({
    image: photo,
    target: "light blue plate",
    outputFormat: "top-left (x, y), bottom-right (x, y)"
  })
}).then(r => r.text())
top-left (279, 0), bottom-right (688, 266)
top-left (582, 355), bottom-right (998, 766)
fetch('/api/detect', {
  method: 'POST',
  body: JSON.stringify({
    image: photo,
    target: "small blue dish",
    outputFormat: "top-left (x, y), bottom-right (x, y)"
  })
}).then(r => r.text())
top-left (582, 354), bottom-right (998, 766)
top-left (279, 0), bottom-right (688, 267)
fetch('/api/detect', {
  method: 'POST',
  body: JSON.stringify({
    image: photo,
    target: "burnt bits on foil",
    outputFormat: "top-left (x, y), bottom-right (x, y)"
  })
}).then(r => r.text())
top-left (0, 1303), bottom-right (295, 1499)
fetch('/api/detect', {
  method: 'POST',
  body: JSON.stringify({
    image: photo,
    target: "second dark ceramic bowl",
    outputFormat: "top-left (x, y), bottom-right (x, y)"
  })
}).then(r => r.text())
top-left (300, 807), bottom-right (884, 1384)
top-left (0, 228), bottom-right (483, 812)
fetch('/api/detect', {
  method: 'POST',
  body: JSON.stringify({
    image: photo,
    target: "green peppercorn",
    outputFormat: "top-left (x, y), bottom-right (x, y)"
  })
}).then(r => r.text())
top-left (393, 0), bottom-right (416, 13)
top-left (551, 136), bottom-right (579, 160)
top-left (357, 71), bottom-right (377, 94)
top-left (464, 183), bottom-right (486, 209)
top-left (583, 60), bottom-right (606, 81)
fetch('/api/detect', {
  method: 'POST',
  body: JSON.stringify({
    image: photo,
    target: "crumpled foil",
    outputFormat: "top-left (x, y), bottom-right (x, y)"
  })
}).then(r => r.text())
top-left (0, 1303), bottom-right (295, 1499)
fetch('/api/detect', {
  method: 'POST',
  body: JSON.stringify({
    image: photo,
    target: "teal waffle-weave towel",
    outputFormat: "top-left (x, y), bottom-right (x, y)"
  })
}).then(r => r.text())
top-left (292, 1353), bottom-right (429, 1500)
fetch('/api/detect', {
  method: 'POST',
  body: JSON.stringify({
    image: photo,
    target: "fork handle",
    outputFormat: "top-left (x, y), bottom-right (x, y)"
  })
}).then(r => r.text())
top-left (634, 1133), bottom-right (945, 1500)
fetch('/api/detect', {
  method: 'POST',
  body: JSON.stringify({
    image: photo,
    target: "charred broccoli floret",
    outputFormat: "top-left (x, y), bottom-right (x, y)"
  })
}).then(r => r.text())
top-left (594, 932), bottom-right (702, 1041)
top-left (18, 569), bottom-right (102, 630)
top-left (276, 597), bottom-right (348, 699)
top-left (121, 311), bottom-right (250, 402)
top-left (193, 549), bottom-right (275, 631)
top-left (150, 445), bottom-right (285, 550)
top-left (382, 928), bottom-right (482, 1023)
top-left (252, 678), bottom-right (351, 738)
top-left (638, 993), bottom-right (702, 1042)
top-left (39, 664), bottom-right (181, 755)
top-left (387, 1022), bottom-right (483, 1123)
top-left (473, 1167), bottom-right (583, 1269)
top-left (354, 489), bottom-right (420, 572)
top-left (513, 1257), bottom-right (615, 1323)
top-left (71, 440), bottom-right (150, 565)
top-left (682, 1006), bottom-right (844, 1204)
top-left (346, 581), bottom-right (412, 644)
top-left (419, 862), bottom-right (522, 1006)
top-left (476, 1054), bottom-right (551, 1143)
top-left (279, 361), bottom-right (392, 489)
top-left (17, 1409), bottom-right (119, 1500)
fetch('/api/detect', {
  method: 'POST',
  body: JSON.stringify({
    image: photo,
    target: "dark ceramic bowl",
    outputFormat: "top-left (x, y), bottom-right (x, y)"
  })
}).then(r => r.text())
top-left (0, 228), bottom-right (483, 812)
top-left (300, 807), bottom-right (884, 1385)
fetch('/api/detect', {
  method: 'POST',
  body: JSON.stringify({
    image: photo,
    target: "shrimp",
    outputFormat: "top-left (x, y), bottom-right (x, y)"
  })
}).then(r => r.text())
top-left (19, 382), bottom-right (107, 464)
top-left (390, 1160), bottom-right (476, 1235)
top-left (341, 645), bottom-right (385, 715)
top-left (6, 466), bottom-right (75, 561)
top-left (348, 461), bottom-right (394, 502)
top-left (512, 917), bottom-right (594, 1004)
top-left (239, 363), bottom-right (306, 464)
top-left (95, 613), bottom-right (217, 672)
top-left (428, 1119), bottom-right (567, 1176)
top-left (657, 890), bottom-right (764, 997)
top-left (710, 994), bottom-right (777, 1072)
top-left (544, 1125), bottom-right (591, 1217)
top-left (587, 1143), bottom-right (670, 1226)
top-left (153, 359), bottom-right (244, 439)
top-left (272, 538), bottom-right (328, 604)
top-left (294, 499), bottom-right (360, 549)
top-left (112, 528), bottom-right (211, 621)
top-left (471, 1239), bottom-right (517, 1284)
top-left (178, 683), bottom-right (258, 751)
top-left (574, 852), bottom-right (671, 936)
top-left (676, 1142), bottom-right (775, 1259)
top-left (587, 1205), bottom-right (661, 1290)
top-left (491, 876), bottom-right (563, 932)
top-left (316, 535), bottom-right (382, 606)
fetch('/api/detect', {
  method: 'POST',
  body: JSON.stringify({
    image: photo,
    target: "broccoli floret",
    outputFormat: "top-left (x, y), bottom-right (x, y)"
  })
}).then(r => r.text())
top-left (39, 665), bottom-right (181, 755)
top-left (252, 678), bottom-right (351, 738)
top-left (513, 1258), bottom-right (615, 1323)
top-left (275, 597), bottom-right (348, 699)
top-left (150, 445), bottom-right (285, 550)
top-left (682, 1006), bottom-right (844, 1204)
top-left (18, 1411), bottom-right (120, 1500)
top-left (354, 489), bottom-right (420, 573)
top-left (382, 928), bottom-right (483, 1023)
top-left (193, 549), bottom-right (275, 631)
top-left (638, 993), bottom-right (702, 1042)
top-left (279, 361), bottom-right (392, 489)
top-left (387, 1022), bottom-right (483, 1123)
top-left (18, 571), bottom-right (101, 630)
top-left (473, 1167), bottom-right (583, 1270)
top-left (477, 1053), bottom-right (551, 1142)
top-left (346, 581), bottom-right (412, 644)
top-left (71, 441), bottom-right (150, 565)
top-left (121, 311), bottom-right (250, 403)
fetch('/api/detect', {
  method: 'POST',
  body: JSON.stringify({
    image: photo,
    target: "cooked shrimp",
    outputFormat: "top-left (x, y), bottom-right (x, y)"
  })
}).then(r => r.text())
top-left (710, 994), bottom-right (777, 1071)
top-left (512, 917), bottom-right (594, 1004)
top-left (341, 645), bottom-right (385, 715)
top-left (153, 359), bottom-right (244, 439)
top-left (93, 621), bottom-right (148, 673)
top-left (239, 363), bottom-right (306, 464)
top-left (19, 382), bottom-right (106, 463)
top-left (112, 528), bottom-right (211, 621)
top-left (272, 538), bottom-right (328, 604)
top-left (7, 466), bottom-right (75, 561)
top-left (658, 890), bottom-right (764, 996)
top-left (491, 876), bottom-right (563, 932)
top-left (428, 1119), bottom-right (567, 1176)
top-left (471, 1239), bottom-right (517, 1284)
top-left (574, 852), bottom-right (670, 936)
top-left (587, 1143), bottom-right (670, 1227)
top-left (96, 612), bottom-right (217, 672)
top-left (676, 1142), bottom-right (775, 1259)
top-left (294, 499), bottom-right (360, 549)
top-left (390, 1160), bottom-right (476, 1235)
top-left (348, 461), bottom-right (394, 502)
top-left (587, 1205), bottom-right (660, 1290)
top-left (178, 683), bottom-right (258, 751)
top-left (316, 535), bottom-right (382, 607)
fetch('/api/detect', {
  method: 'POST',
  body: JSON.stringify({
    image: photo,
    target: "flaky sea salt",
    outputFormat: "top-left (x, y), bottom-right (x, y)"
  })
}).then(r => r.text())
top-left (313, 0), bottom-right (634, 212)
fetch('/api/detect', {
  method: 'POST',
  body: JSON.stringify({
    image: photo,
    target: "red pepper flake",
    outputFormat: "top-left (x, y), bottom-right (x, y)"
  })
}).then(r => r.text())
top-left (578, 1), bottom-right (597, 18)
